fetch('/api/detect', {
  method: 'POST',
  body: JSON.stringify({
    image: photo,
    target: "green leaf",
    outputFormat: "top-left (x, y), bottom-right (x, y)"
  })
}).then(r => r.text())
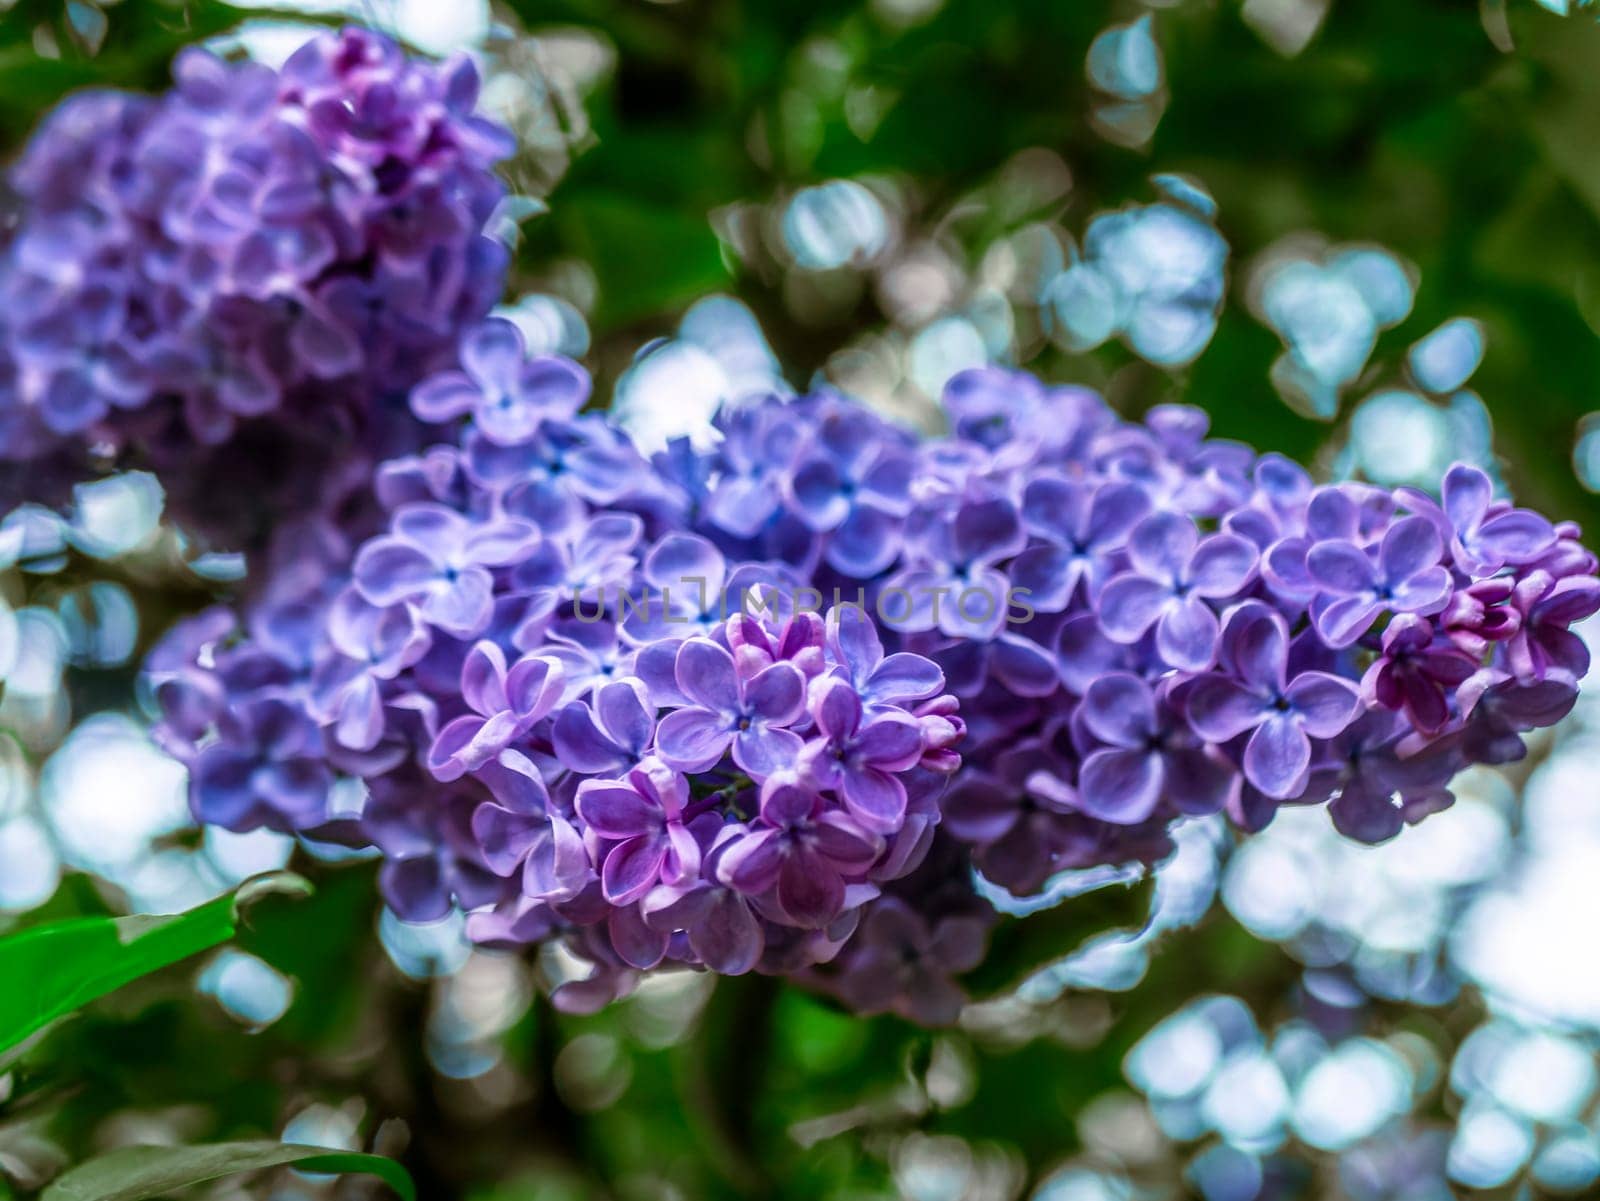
top-left (962, 871), bottom-right (1157, 1001)
top-left (40, 1141), bottom-right (414, 1201)
top-left (0, 872), bottom-right (310, 1055)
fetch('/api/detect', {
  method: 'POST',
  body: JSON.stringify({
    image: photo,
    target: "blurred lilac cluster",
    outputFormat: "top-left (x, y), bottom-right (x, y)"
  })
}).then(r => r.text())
top-left (145, 315), bottom-right (1595, 1017)
top-left (0, 27), bottom-right (511, 545)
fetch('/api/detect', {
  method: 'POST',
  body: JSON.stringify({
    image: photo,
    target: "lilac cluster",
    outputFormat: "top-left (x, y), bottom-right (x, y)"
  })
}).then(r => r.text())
top-left (0, 28), bottom-right (512, 543)
top-left (147, 333), bottom-right (1594, 1018)
top-left (664, 367), bottom-right (1596, 868)
top-left (147, 327), bottom-right (967, 1009)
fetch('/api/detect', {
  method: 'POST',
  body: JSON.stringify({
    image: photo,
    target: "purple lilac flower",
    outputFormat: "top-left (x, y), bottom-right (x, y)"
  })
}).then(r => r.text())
top-left (691, 403), bottom-right (805, 540)
top-left (799, 676), bottom-right (927, 832)
top-left (1011, 477), bottom-right (1151, 609)
top-left (190, 697), bottom-right (334, 832)
top-left (1437, 463), bottom-right (1556, 573)
top-left (0, 28), bottom-right (515, 546)
top-left (575, 758), bottom-right (702, 905)
top-left (827, 605), bottom-right (946, 709)
top-left (1098, 512), bottom-right (1257, 671)
top-left (1458, 669), bottom-right (1580, 764)
top-left (427, 643), bottom-right (565, 780)
top-left (1306, 515), bottom-right (1452, 647)
top-left (940, 769), bottom-right (1090, 894)
top-left (622, 534), bottom-right (745, 643)
top-left (411, 318), bottom-right (590, 444)
top-left (139, 347), bottom-right (1595, 1017)
top-left (641, 822), bottom-right (765, 975)
top-left (716, 780), bottom-right (883, 928)
top-left (1184, 603), bottom-right (1362, 799)
top-left (509, 512), bottom-right (644, 638)
top-left (354, 503), bottom-right (539, 638)
top-left (1503, 572), bottom-right (1600, 683)
top-left (1076, 673), bottom-right (1232, 823)
top-left (828, 897), bottom-right (989, 1026)
top-left (786, 406), bottom-right (916, 576)
top-left (885, 495), bottom-right (1025, 640)
top-left (1360, 615), bottom-right (1478, 735)
top-left (655, 638), bottom-right (807, 776)
top-left (366, 774), bottom-right (504, 923)
top-left (1313, 712), bottom-right (1462, 844)
top-left (472, 751), bottom-right (590, 904)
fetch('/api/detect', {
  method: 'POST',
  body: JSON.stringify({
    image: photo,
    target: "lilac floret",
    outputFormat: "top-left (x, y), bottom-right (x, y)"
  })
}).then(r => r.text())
top-left (1183, 603), bottom-right (1363, 800)
top-left (1098, 511), bottom-right (1257, 670)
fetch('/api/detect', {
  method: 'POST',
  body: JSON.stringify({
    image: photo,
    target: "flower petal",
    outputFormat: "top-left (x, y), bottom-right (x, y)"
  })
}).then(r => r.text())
top-left (609, 903), bottom-right (669, 969)
top-left (719, 827), bottom-right (785, 893)
top-left (460, 640), bottom-right (509, 717)
top-left (675, 638), bottom-right (739, 714)
top-left (853, 714), bottom-right (924, 770)
top-left (744, 662), bottom-right (806, 724)
top-left (1243, 715), bottom-right (1312, 800)
top-left (1183, 677), bottom-right (1270, 742)
top-left (600, 834), bottom-right (666, 905)
top-left (1378, 515), bottom-right (1443, 582)
top-left (1080, 672), bottom-right (1157, 748)
top-left (1306, 539), bottom-right (1375, 595)
top-left (1077, 747), bottom-right (1164, 824)
top-left (410, 371), bottom-right (480, 423)
top-left (1128, 511), bottom-right (1198, 583)
top-left (1097, 573), bottom-right (1172, 643)
top-left (1187, 533), bottom-right (1257, 598)
top-left (779, 853), bottom-right (844, 927)
top-left (575, 779), bottom-right (659, 839)
top-left (1156, 595), bottom-right (1221, 672)
top-left (840, 765), bottom-right (907, 833)
top-left (688, 891), bottom-right (762, 975)
top-left (352, 538), bottom-right (437, 607)
top-left (654, 706), bottom-right (733, 773)
top-left (733, 724), bottom-right (804, 778)
top-left (1442, 463), bottom-right (1492, 536)
top-left (1285, 671), bottom-right (1362, 738)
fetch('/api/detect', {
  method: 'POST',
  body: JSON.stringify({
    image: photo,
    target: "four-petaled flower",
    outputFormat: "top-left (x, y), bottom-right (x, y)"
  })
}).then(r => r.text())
top-left (354, 502), bottom-right (538, 638)
top-left (1077, 672), bottom-right (1232, 823)
top-left (716, 779), bottom-right (884, 928)
top-left (427, 642), bottom-right (565, 780)
top-left (410, 317), bottom-right (590, 444)
top-left (575, 757), bottom-right (702, 905)
top-left (191, 696), bottom-right (333, 832)
top-left (826, 605), bottom-right (945, 710)
top-left (1360, 615), bottom-right (1477, 734)
top-left (1098, 511), bottom-right (1258, 671)
top-left (886, 495), bottom-right (1026, 640)
top-left (799, 675), bottom-right (927, 832)
top-left (1306, 514), bottom-right (1452, 647)
top-left (1437, 463), bottom-right (1556, 574)
top-left (787, 406), bottom-right (916, 577)
top-left (1504, 572), bottom-right (1600, 684)
top-left (552, 679), bottom-right (657, 776)
top-left (655, 638), bottom-right (807, 776)
top-left (640, 820), bottom-right (764, 975)
top-left (472, 749), bottom-right (591, 903)
top-left (1010, 476), bottom-right (1150, 610)
top-left (1183, 602), bottom-right (1362, 799)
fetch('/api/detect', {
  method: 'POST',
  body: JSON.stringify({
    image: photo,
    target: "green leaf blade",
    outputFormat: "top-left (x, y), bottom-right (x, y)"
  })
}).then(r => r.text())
top-left (0, 872), bottom-right (310, 1055)
top-left (40, 1141), bottom-right (414, 1201)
